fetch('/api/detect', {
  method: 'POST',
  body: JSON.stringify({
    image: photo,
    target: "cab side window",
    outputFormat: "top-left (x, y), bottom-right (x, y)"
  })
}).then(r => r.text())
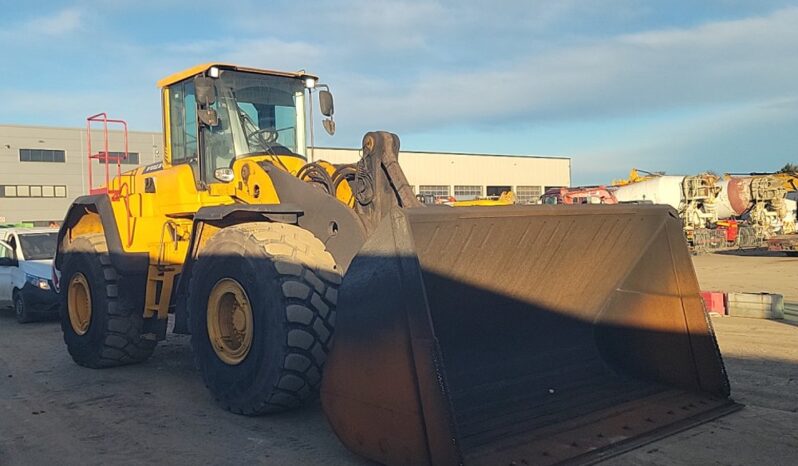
top-left (0, 243), bottom-right (11, 260)
top-left (168, 80), bottom-right (199, 180)
top-left (0, 236), bottom-right (15, 261)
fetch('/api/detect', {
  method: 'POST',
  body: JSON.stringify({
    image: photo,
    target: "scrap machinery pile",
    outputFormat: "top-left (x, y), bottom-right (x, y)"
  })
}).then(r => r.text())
top-left (612, 173), bottom-right (721, 235)
top-left (612, 169), bottom-right (797, 251)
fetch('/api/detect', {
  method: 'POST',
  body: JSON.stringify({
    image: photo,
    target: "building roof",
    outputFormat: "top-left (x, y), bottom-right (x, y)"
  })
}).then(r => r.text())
top-left (312, 146), bottom-right (571, 161)
top-left (0, 227), bottom-right (59, 235)
top-left (0, 123), bottom-right (161, 135)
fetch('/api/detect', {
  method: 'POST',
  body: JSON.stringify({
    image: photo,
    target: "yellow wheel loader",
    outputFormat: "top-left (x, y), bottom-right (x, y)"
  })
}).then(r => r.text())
top-left (54, 63), bottom-right (738, 465)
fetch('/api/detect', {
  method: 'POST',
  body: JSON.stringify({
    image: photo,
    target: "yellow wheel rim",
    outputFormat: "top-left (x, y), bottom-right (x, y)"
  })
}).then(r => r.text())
top-left (207, 278), bottom-right (254, 365)
top-left (68, 273), bottom-right (92, 335)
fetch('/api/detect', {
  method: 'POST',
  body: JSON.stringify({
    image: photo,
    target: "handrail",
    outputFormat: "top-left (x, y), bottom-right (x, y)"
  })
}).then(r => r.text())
top-left (86, 113), bottom-right (129, 198)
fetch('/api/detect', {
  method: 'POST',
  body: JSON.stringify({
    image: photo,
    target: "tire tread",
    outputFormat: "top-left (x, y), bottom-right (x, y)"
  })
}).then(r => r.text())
top-left (61, 233), bottom-right (156, 368)
top-left (188, 222), bottom-right (339, 415)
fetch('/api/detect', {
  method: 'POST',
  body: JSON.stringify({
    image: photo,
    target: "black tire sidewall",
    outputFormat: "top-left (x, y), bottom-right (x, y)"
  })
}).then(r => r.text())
top-left (189, 238), bottom-right (286, 412)
top-left (14, 291), bottom-right (29, 323)
top-left (59, 246), bottom-right (113, 364)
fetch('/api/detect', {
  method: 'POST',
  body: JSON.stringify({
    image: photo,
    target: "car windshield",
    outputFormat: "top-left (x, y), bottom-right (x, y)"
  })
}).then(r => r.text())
top-left (203, 70), bottom-right (306, 179)
top-left (18, 232), bottom-right (58, 260)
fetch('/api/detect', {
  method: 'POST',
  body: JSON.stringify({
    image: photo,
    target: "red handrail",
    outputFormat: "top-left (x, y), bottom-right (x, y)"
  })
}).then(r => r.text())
top-left (86, 113), bottom-right (128, 198)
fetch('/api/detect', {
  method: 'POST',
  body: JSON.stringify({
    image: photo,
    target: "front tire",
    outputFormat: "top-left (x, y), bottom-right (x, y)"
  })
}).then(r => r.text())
top-left (59, 234), bottom-right (156, 368)
top-left (14, 291), bottom-right (34, 323)
top-left (188, 222), bottom-right (340, 415)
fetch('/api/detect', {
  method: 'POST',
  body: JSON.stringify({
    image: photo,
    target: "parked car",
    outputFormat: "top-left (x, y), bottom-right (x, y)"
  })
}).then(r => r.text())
top-left (0, 227), bottom-right (60, 322)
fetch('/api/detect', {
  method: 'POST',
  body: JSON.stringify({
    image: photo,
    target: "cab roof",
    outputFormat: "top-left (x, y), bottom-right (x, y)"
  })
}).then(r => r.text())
top-left (0, 227), bottom-right (58, 236)
top-left (156, 63), bottom-right (317, 89)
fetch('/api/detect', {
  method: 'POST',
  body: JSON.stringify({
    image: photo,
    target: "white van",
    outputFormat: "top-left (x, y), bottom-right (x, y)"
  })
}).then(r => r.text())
top-left (0, 227), bottom-right (60, 322)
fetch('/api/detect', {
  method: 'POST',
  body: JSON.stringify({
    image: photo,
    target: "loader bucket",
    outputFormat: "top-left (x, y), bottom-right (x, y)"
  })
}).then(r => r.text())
top-left (321, 204), bottom-right (739, 466)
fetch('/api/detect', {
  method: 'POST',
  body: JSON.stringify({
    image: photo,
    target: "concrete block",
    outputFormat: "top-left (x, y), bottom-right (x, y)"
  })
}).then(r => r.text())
top-left (726, 292), bottom-right (784, 319)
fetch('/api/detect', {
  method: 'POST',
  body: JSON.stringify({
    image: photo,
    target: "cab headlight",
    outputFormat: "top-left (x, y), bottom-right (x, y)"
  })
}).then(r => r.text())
top-left (26, 274), bottom-right (51, 290)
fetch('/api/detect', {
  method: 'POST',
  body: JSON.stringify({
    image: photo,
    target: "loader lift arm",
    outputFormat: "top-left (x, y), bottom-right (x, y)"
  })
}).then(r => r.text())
top-left (172, 131), bottom-right (422, 334)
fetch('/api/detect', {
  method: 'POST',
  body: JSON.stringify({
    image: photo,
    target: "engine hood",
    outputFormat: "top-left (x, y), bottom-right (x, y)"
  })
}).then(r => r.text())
top-left (20, 259), bottom-right (54, 279)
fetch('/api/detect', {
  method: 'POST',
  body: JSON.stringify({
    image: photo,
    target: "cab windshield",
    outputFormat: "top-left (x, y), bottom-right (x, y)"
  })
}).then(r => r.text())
top-left (204, 70), bottom-right (306, 179)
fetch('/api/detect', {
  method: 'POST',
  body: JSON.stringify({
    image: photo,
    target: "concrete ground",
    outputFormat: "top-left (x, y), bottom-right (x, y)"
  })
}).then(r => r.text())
top-left (692, 249), bottom-right (798, 301)
top-left (612, 250), bottom-right (798, 465)
top-left (611, 316), bottom-right (798, 466)
top-left (0, 251), bottom-right (796, 465)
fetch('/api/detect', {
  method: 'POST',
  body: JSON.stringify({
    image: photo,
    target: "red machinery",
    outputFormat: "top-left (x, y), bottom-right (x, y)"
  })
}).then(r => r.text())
top-left (542, 186), bottom-right (618, 205)
top-left (715, 219), bottom-right (739, 243)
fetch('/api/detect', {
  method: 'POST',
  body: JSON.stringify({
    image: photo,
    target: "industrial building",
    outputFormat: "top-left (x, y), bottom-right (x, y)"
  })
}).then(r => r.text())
top-left (0, 124), bottom-right (571, 223)
top-left (0, 124), bottom-right (162, 224)
top-left (310, 147), bottom-right (570, 203)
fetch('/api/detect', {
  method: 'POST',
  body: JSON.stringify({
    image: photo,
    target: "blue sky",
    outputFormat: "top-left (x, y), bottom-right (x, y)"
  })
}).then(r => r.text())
top-left (1, 0), bottom-right (797, 185)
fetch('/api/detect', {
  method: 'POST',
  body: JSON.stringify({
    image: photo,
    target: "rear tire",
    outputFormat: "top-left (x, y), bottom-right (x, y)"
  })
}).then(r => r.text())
top-left (59, 234), bottom-right (156, 368)
top-left (188, 222), bottom-right (340, 415)
top-left (14, 291), bottom-right (35, 323)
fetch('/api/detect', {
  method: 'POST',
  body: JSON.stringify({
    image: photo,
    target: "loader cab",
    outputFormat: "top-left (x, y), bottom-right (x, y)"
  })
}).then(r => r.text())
top-left (159, 64), bottom-right (315, 188)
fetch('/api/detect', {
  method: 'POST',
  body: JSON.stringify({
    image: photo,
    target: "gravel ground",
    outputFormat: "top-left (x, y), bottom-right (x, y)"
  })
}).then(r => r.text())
top-left (0, 252), bottom-right (796, 465)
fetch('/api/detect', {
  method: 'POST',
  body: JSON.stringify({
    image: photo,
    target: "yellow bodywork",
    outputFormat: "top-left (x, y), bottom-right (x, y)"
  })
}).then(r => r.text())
top-left (97, 154), bottom-right (347, 257)
top-left (448, 190), bottom-right (516, 206)
top-left (611, 168), bottom-right (661, 187)
top-left (94, 154), bottom-right (348, 319)
top-left (66, 63), bottom-right (351, 322)
top-left (769, 172), bottom-right (798, 192)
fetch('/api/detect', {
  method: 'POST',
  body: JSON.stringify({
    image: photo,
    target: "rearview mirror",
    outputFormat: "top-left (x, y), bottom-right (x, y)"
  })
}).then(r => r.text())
top-left (194, 76), bottom-right (216, 105)
top-left (198, 108), bottom-right (218, 127)
top-left (323, 118), bottom-right (336, 136)
top-left (319, 90), bottom-right (334, 117)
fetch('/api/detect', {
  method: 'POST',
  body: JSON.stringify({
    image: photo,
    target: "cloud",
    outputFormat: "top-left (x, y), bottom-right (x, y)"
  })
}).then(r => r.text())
top-left (161, 38), bottom-right (322, 72)
top-left (226, 39), bottom-right (323, 71)
top-left (0, 88), bottom-right (160, 131)
top-left (325, 0), bottom-right (446, 50)
top-left (232, 0), bottom-right (448, 52)
top-left (332, 6), bottom-right (798, 132)
top-left (7, 8), bottom-right (84, 37)
top-left (570, 97), bottom-right (798, 184)
top-left (1, 0), bottom-right (796, 184)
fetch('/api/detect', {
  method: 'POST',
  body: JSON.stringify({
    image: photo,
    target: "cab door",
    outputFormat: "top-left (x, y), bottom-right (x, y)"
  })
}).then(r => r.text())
top-left (141, 79), bottom-right (208, 215)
